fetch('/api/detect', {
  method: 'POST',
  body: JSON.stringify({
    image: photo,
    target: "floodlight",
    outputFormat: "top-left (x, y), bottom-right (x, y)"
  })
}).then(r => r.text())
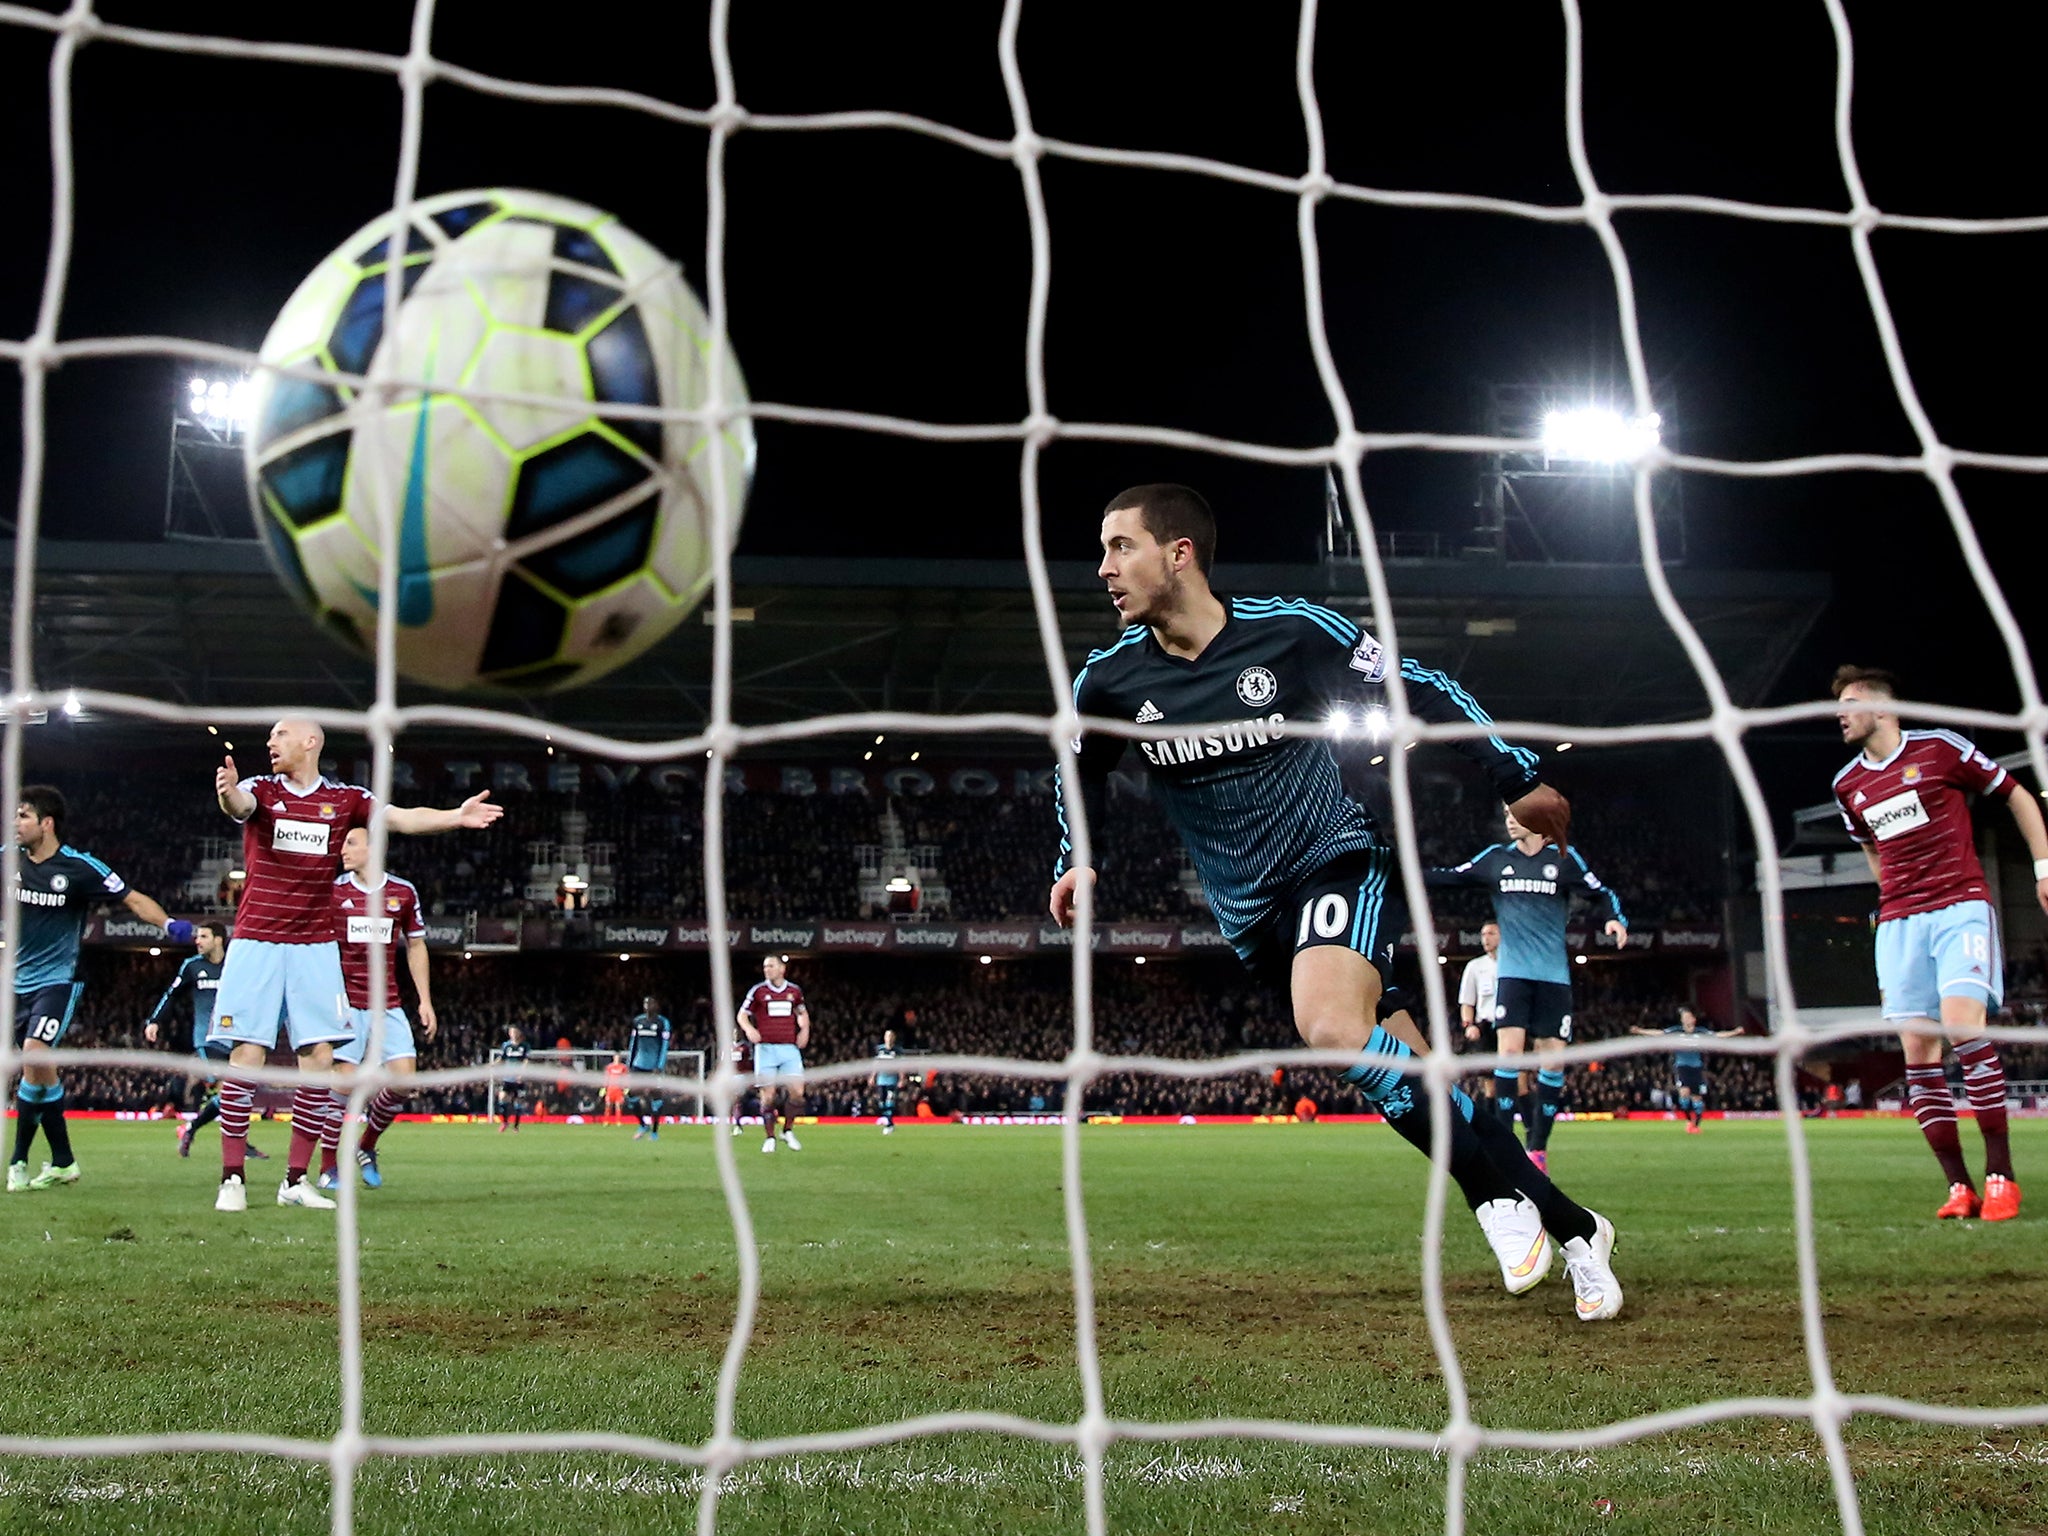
top-left (885, 876), bottom-right (913, 893)
top-left (1540, 406), bottom-right (1661, 463)
top-left (61, 689), bottom-right (82, 717)
top-left (1363, 705), bottom-right (1390, 742)
top-left (183, 372), bottom-right (256, 435)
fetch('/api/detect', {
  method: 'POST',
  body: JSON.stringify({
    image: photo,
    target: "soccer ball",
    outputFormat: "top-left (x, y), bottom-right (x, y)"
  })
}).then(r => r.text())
top-left (244, 188), bottom-right (753, 692)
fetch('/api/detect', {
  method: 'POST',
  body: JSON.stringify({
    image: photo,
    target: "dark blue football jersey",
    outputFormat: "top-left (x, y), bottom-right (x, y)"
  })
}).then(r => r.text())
top-left (148, 953), bottom-right (225, 1052)
top-left (627, 1012), bottom-right (671, 1073)
top-left (1663, 1023), bottom-right (1715, 1070)
top-left (11, 844), bottom-right (127, 992)
top-left (1425, 841), bottom-right (1625, 984)
top-left (1054, 597), bottom-right (1543, 944)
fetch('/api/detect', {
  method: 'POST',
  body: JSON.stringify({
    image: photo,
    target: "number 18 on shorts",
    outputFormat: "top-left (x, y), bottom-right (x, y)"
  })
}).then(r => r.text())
top-left (1876, 899), bottom-right (2002, 1021)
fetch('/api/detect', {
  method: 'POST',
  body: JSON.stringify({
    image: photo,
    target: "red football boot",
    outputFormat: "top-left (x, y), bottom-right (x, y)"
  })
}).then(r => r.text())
top-left (1935, 1181), bottom-right (1980, 1220)
top-left (1980, 1175), bottom-right (2022, 1223)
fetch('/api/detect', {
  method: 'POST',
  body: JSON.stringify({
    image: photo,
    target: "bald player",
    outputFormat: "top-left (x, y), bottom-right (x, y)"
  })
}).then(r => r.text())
top-left (207, 717), bottom-right (501, 1214)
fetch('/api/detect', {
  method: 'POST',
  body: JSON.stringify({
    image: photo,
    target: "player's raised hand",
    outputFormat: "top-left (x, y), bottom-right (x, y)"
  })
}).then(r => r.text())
top-left (1507, 783), bottom-right (1570, 847)
top-left (1049, 866), bottom-right (1096, 928)
top-left (143, 1021), bottom-right (160, 1045)
top-left (215, 755), bottom-right (239, 797)
top-left (455, 791), bottom-right (504, 829)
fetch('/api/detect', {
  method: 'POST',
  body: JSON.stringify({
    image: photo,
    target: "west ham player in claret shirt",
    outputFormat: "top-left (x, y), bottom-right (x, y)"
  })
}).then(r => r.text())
top-left (1051, 484), bottom-right (1623, 1321)
top-left (1831, 666), bottom-right (2048, 1222)
top-left (314, 827), bottom-right (436, 1192)
top-left (208, 716), bottom-right (501, 1214)
top-left (738, 954), bottom-right (810, 1153)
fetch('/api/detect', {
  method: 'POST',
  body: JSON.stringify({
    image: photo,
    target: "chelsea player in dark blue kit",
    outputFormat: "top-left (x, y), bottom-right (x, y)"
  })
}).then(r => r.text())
top-left (1050, 485), bottom-right (1622, 1320)
top-left (11, 786), bottom-right (190, 1192)
top-left (142, 920), bottom-right (266, 1160)
top-left (627, 996), bottom-right (672, 1140)
top-left (1429, 809), bottom-right (1628, 1169)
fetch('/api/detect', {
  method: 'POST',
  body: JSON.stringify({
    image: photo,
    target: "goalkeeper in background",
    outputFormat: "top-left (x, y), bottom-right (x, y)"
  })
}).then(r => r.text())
top-left (1051, 484), bottom-right (1622, 1321)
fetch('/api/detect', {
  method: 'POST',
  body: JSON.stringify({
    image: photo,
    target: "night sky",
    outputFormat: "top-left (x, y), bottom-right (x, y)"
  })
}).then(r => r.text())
top-left (2, 2), bottom-right (2043, 817)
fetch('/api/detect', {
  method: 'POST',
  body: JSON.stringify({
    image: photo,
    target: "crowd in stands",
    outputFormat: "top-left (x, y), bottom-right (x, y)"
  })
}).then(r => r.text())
top-left (33, 756), bottom-right (1728, 932)
top-left (50, 949), bottom-right (2048, 1122)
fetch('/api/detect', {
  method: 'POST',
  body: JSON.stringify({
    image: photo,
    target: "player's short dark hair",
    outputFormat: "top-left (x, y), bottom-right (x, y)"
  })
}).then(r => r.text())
top-left (196, 920), bottom-right (223, 940)
top-left (19, 784), bottom-right (64, 833)
top-left (1831, 664), bottom-right (1898, 701)
top-left (1103, 483), bottom-right (1216, 575)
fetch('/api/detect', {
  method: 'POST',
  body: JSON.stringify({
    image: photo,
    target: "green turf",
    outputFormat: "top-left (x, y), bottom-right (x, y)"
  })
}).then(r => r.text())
top-left (2, 1117), bottom-right (2043, 1534)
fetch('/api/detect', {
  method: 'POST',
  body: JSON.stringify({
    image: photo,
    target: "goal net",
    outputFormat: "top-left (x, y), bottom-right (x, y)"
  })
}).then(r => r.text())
top-left (3, 3), bottom-right (2046, 1535)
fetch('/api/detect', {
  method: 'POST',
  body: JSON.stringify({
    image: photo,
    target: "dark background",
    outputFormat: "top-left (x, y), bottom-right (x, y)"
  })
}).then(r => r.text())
top-left (1, 1), bottom-right (2041, 821)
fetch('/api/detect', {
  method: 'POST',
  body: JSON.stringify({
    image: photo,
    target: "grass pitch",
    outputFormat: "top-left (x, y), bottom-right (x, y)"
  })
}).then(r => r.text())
top-left (2, 1116), bottom-right (2044, 1535)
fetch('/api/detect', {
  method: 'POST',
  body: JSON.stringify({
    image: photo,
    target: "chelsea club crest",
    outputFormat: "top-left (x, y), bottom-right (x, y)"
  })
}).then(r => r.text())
top-left (1235, 666), bottom-right (1277, 707)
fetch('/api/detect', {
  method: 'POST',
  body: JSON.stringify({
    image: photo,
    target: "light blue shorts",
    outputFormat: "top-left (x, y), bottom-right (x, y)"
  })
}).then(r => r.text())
top-left (1875, 899), bottom-right (2002, 1022)
top-left (755, 1043), bottom-right (804, 1078)
top-left (334, 1006), bottom-right (417, 1066)
top-left (209, 939), bottom-right (351, 1052)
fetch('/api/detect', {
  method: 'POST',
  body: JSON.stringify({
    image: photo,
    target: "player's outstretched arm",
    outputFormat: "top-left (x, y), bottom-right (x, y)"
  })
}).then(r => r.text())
top-left (121, 888), bottom-right (193, 944)
top-left (2003, 785), bottom-right (2048, 918)
top-left (215, 754), bottom-right (256, 820)
top-left (1389, 658), bottom-right (1570, 841)
top-left (386, 792), bottom-right (505, 835)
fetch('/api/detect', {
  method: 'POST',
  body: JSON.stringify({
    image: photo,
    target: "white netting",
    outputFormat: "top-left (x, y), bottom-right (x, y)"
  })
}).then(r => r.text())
top-left (3, 2), bottom-right (2047, 1533)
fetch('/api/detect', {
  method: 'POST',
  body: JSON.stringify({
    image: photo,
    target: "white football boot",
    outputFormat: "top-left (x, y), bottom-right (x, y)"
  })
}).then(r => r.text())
top-left (1474, 1197), bottom-right (1552, 1295)
top-left (1562, 1212), bottom-right (1623, 1321)
top-left (780, 1129), bottom-right (803, 1151)
top-left (278, 1178), bottom-right (337, 1210)
top-left (761, 1137), bottom-right (776, 1154)
top-left (215, 1174), bottom-right (247, 1212)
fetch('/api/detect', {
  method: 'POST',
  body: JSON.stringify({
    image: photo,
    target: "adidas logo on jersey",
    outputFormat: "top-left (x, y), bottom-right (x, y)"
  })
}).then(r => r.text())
top-left (1135, 699), bottom-right (1164, 723)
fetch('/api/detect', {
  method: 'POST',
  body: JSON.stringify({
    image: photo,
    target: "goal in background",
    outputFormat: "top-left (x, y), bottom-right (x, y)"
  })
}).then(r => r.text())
top-left (485, 1048), bottom-right (709, 1124)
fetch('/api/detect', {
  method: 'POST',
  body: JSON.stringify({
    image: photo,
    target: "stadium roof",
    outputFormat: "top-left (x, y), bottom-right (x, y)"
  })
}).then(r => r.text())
top-left (5, 540), bottom-right (1827, 746)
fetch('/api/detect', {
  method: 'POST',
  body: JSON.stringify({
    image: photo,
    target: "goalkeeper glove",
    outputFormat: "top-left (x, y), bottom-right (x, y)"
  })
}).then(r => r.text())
top-left (165, 919), bottom-right (195, 943)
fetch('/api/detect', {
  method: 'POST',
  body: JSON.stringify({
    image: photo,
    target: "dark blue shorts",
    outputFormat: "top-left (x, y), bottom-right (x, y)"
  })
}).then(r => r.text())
top-left (14, 983), bottom-right (84, 1048)
top-left (1495, 977), bottom-right (1575, 1042)
top-left (1674, 1064), bottom-right (1707, 1091)
top-left (1235, 849), bottom-right (1407, 992)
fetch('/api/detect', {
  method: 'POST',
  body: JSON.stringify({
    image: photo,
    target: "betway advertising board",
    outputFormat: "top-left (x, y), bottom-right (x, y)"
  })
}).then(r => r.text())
top-left (87, 915), bottom-right (1723, 957)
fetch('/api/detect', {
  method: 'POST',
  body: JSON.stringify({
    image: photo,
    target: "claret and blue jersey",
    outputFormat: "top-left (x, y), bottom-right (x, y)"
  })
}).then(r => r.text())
top-left (1426, 842), bottom-right (1625, 986)
top-left (1053, 597), bottom-right (1543, 944)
